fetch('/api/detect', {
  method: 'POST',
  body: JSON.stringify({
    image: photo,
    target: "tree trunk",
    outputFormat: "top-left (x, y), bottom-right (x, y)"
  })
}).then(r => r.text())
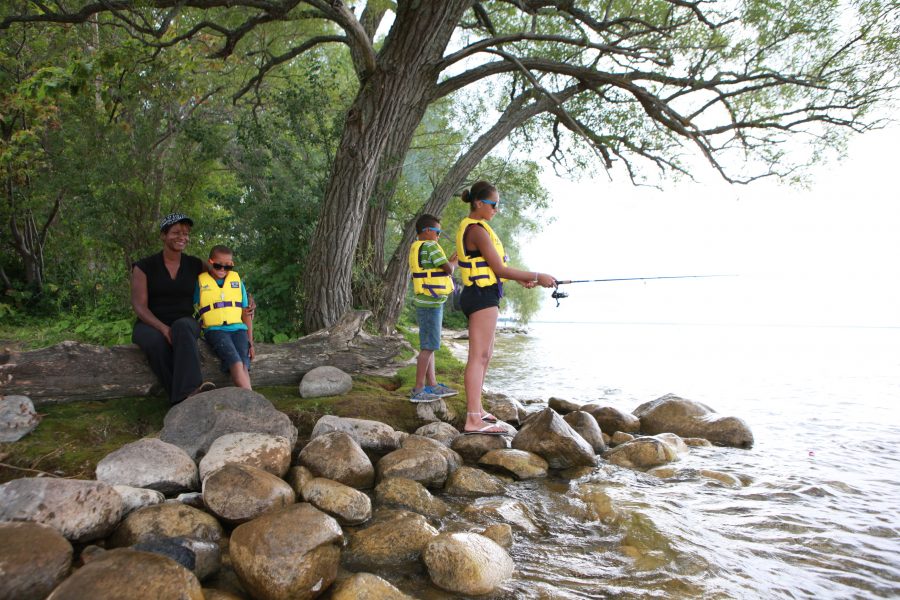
top-left (0, 311), bottom-right (411, 405)
top-left (301, 1), bottom-right (471, 332)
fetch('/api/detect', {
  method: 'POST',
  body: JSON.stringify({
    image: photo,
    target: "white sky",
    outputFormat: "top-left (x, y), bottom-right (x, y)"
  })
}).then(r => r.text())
top-left (522, 126), bottom-right (900, 327)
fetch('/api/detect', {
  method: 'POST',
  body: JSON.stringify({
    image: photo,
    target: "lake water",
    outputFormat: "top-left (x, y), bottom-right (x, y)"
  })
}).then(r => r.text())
top-left (450, 322), bottom-right (900, 599)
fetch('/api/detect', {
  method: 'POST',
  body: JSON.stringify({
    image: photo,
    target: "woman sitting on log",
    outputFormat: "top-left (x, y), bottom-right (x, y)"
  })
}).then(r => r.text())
top-left (131, 213), bottom-right (214, 405)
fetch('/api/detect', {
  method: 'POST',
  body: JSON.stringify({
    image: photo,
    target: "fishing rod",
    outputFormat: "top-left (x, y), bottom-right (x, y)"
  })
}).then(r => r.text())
top-left (550, 274), bottom-right (736, 307)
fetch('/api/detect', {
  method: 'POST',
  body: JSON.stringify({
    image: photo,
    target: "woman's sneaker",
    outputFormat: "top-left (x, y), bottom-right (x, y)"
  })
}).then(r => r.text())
top-left (425, 383), bottom-right (458, 398)
top-left (410, 388), bottom-right (441, 403)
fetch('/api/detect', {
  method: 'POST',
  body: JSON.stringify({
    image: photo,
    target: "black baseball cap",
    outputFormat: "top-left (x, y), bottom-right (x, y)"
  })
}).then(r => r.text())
top-left (159, 213), bottom-right (194, 232)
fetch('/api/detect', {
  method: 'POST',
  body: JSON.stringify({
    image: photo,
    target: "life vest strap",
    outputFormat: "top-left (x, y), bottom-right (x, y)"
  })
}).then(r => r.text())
top-left (412, 271), bottom-right (450, 278)
top-left (198, 301), bottom-right (244, 315)
top-left (422, 283), bottom-right (448, 297)
top-left (469, 274), bottom-right (490, 281)
top-left (458, 260), bottom-right (488, 269)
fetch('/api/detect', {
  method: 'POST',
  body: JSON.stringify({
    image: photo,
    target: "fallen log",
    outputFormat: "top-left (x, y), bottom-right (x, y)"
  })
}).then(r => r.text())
top-left (0, 311), bottom-right (412, 405)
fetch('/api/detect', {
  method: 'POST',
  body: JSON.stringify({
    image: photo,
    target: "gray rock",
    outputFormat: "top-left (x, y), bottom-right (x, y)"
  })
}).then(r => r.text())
top-left (301, 477), bottom-right (372, 525)
top-left (563, 411), bottom-right (607, 453)
top-left (159, 387), bottom-right (297, 461)
top-left (298, 431), bottom-right (375, 489)
top-left (413, 421), bottom-right (460, 447)
top-left (311, 415), bottom-right (404, 454)
top-left (511, 408), bottom-right (596, 469)
top-left (0, 395), bottom-right (40, 442)
top-left (132, 537), bottom-right (196, 572)
top-left (633, 394), bottom-right (754, 448)
top-left (444, 466), bottom-right (504, 496)
top-left (96, 438), bottom-right (199, 494)
top-left (299, 365), bottom-right (353, 398)
top-left (45, 548), bottom-right (203, 600)
top-left (0, 478), bottom-right (124, 543)
top-left (198, 432), bottom-right (292, 481)
top-left (580, 404), bottom-right (641, 434)
top-left (423, 532), bottom-right (514, 595)
top-left (373, 477), bottom-right (449, 518)
top-left (113, 485), bottom-right (165, 515)
top-left (131, 536), bottom-right (221, 581)
top-left (0, 521), bottom-right (72, 600)
top-left (230, 503), bottom-right (343, 600)
top-left (202, 463), bottom-right (295, 524)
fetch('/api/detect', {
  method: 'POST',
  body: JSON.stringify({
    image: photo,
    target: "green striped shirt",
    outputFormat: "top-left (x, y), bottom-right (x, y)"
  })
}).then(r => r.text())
top-left (412, 240), bottom-right (450, 308)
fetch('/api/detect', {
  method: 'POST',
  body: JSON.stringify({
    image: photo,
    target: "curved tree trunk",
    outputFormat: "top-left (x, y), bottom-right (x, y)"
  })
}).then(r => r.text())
top-left (301, 1), bottom-right (471, 333)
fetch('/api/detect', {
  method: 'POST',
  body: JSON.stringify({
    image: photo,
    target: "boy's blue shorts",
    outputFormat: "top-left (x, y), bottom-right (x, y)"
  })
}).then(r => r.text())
top-left (416, 305), bottom-right (443, 351)
top-left (204, 328), bottom-right (250, 372)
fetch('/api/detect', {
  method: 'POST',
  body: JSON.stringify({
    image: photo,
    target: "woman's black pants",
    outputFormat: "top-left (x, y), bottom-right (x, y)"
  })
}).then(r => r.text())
top-left (132, 318), bottom-right (202, 405)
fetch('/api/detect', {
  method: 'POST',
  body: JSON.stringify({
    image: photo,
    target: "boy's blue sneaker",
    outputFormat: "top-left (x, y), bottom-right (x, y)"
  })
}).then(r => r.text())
top-left (426, 383), bottom-right (458, 398)
top-left (410, 388), bottom-right (441, 403)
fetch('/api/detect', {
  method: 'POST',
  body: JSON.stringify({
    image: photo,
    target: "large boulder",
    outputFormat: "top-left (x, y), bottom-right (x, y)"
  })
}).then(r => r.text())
top-left (477, 449), bottom-right (549, 480)
top-left (330, 572), bottom-right (414, 600)
top-left (511, 408), bottom-right (596, 469)
top-left (46, 548), bottom-right (202, 600)
top-left (423, 533), bottom-right (514, 595)
top-left (301, 477), bottom-right (372, 525)
top-left (373, 477), bottom-right (449, 518)
top-left (376, 447), bottom-right (450, 489)
top-left (311, 415), bottom-right (404, 455)
top-left (0, 522), bottom-right (72, 600)
top-left (299, 365), bottom-right (353, 398)
top-left (345, 510), bottom-right (438, 567)
top-left (0, 395), bottom-right (40, 442)
top-left (159, 387), bottom-right (297, 460)
top-left (444, 466), bottom-right (504, 497)
top-left (563, 411), bottom-right (607, 453)
top-left (580, 404), bottom-right (640, 434)
top-left (198, 432), bottom-right (292, 480)
top-left (202, 464), bottom-right (296, 524)
top-left (602, 437), bottom-right (678, 470)
top-left (633, 394), bottom-right (754, 448)
top-left (230, 503), bottom-right (343, 600)
top-left (298, 431), bottom-right (375, 489)
top-left (0, 478), bottom-right (124, 543)
top-left (96, 438), bottom-right (199, 494)
top-left (108, 503), bottom-right (224, 549)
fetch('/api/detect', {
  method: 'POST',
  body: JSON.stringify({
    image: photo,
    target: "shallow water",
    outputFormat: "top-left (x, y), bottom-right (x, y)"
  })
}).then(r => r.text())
top-left (441, 323), bottom-right (900, 599)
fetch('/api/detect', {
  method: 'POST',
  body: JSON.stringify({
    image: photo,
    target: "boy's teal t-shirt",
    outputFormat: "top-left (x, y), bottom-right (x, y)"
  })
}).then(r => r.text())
top-left (194, 275), bottom-right (249, 332)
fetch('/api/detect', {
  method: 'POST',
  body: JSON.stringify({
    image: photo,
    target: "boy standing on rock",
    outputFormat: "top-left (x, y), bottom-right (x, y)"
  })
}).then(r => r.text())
top-left (408, 214), bottom-right (458, 402)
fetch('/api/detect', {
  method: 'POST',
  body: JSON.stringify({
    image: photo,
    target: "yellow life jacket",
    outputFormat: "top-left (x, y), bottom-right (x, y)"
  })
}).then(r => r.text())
top-left (408, 240), bottom-right (454, 297)
top-left (198, 271), bottom-right (244, 327)
top-left (456, 217), bottom-right (508, 287)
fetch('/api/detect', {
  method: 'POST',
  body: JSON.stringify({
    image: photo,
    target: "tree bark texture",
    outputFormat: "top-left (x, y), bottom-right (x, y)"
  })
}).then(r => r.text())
top-left (301, 1), bottom-right (471, 332)
top-left (0, 311), bottom-right (412, 405)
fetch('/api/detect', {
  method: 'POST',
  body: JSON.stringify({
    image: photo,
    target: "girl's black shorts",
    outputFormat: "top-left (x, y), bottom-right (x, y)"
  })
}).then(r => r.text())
top-left (460, 284), bottom-right (501, 318)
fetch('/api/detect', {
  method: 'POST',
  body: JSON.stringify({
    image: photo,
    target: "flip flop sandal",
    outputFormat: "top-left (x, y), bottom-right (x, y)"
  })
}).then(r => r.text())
top-left (468, 411), bottom-right (498, 424)
top-left (462, 423), bottom-right (508, 436)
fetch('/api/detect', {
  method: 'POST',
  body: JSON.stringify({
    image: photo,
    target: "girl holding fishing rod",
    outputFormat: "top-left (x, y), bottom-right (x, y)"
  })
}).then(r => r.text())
top-left (457, 180), bottom-right (557, 435)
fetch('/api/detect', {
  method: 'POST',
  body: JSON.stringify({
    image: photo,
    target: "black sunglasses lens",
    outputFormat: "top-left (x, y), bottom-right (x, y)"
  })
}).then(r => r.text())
top-left (212, 263), bottom-right (234, 270)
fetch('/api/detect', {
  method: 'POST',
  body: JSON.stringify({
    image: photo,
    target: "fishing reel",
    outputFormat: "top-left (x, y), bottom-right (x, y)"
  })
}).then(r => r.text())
top-left (551, 286), bottom-right (568, 307)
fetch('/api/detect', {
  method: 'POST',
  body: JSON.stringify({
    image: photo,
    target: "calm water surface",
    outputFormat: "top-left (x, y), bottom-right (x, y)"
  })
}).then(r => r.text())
top-left (439, 322), bottom-right (900, 599)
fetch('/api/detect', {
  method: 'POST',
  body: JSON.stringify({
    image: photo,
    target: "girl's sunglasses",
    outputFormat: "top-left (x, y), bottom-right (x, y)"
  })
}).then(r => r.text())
top-left (424, 226), bottom-right (442, 236)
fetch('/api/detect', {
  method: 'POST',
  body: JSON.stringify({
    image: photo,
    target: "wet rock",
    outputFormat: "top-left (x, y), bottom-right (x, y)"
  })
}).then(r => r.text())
top-left (0, 477), bottom-right (124, 543)
top-left (563, 411), bottom-right (607, 453)
top-left (202, 590), bottom-right (244, 600)
top-left (376, 447), bottom-right (449, 489)
top-left (286, 465), bottom-right (315, 499)
top-left (610, 431), bottom-right (635, 446)
top-left (329, 572), bottom-right (414, 600)
top-left (413, 421), bottom-right (460, 447)
top-left (477, 449), bottom-right (548, 480)
top-left (46, 548), bottom-right (202, 600)
top-left (487, 396), bottom-right (527, 425)
top-left (0, 521), bottom-right (72, 600)
top-left (603, 437), bottom-right (678, 470)
top-left (132, 536), bottom-right (197, 573)
top-left (548, 397), bottom-right (581, 414)
top-left (198, 432), bottom-right (292, 480)
top-left (573, 483), bottom-right (620, 523)
top-left (654, 433), bottom-right (689, 457)
top-left (684, 437), bottom-right (713, 447)
top-left (581, 404), bottom-right (641, 434)
top-left (647, 466), bottom-right (678, 478)
top-left (462, 498), bottom-right (539, 533)
top-left (311, 415), bottom-right (404, 454)
top-left (602, 432), bottom-right (611, 445)
top-left (96, 438), bottom-right (199, 494)
top-left (479, 523), bottom-right (514, 548)
top-left (402, 434), bottom-right (463, 473)
top-left (451, 431), bottom-right (510, 463)
top-left (202, 463), bottom-right (295, 524)
top-left (423, 532), bottom-right (514, 595)
top-left (299, 365), bottom-right (353, 398)
top-left (0, 395), bottom-right (40, 442)
top-left (700, 469), bottom-right (743, 488)
top-left (113, 485), bottom-right (165, 515)
top-left (633, 394), bottom-right (754, 448)
top-left (511, 408), bottom-right (596, 469)
top-left (160, 387), bottom-right (297, 461)
top-left (230, 503), bottom-right (343, 600)
top-left (301, 477), bottom-right (372, 525)
top-left (345, 510), bottom-right (438, 567)
top-left (298, 431), bottom-right (375, 489)
top-left (108, 503), bottom-right (224, 549)
top-left (373, 477), bottom-right (449, 518)
top-left (445, 466), bottom-right (504, 496)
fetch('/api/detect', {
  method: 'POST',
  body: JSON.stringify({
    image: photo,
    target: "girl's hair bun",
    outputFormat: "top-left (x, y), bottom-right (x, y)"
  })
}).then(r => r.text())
top-left (461, 189), bottom-right (471, 203)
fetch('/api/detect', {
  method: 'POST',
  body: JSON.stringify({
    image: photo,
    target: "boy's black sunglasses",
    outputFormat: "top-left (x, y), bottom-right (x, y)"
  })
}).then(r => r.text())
top-left (211, 263), bottom-right (235, 271)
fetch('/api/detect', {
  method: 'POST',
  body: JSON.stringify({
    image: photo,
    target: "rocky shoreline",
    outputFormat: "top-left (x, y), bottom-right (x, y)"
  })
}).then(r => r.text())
top-left (0, 368), bottom-right (753, 599)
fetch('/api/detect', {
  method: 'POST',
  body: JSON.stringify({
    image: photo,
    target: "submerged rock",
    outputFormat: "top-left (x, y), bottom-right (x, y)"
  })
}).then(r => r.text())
top-left (298, 431), bottom-right (375, 489)
top-left (198, 432), bottom-right (292, 480)
top-left (0, 521), bottom-right (72, 600)
top-left (603, 437), bottom-right (678, 470)
top-left (633, 394), bottom-right (754, 448)
top-left (96, 438), bottom-right (199, 494)
top-left (0, 477), bottom-right (124, 543)
top-left (462, 498), bottom-right (539, 533)
top-left (299, 365), bottom-right (353, 398)
top-left (373, 477), bottom-right (449, 518)
top-left (700, 469), bottom-right (743, 488)
top-left (511, 408), bottom-right (596, 469)
top-left (423, 532), bottom-right (514, 595)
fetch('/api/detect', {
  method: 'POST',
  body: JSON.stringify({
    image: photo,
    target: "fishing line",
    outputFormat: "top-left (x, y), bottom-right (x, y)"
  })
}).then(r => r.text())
top-left (550, 274), bottom-right (737, 307)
